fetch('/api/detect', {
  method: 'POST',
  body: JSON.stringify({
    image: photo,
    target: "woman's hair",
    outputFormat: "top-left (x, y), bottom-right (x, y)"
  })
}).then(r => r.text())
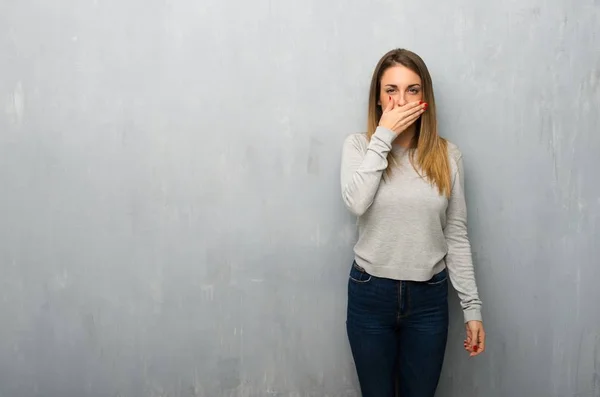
top-left (367, 48), bottom-right (451, 197)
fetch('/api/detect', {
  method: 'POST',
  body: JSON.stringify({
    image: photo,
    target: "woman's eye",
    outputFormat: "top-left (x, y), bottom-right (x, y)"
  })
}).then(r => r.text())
top-left (409, 88), bottom-right (420, 94)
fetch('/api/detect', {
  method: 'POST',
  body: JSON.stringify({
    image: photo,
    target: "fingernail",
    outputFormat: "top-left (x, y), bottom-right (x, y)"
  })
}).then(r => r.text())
top-left (473, 346), bottom-right (478, 352)
top-left (389, 96), bottom-right (391, 101)
top-left (419, 100), bottom-right (423, 104)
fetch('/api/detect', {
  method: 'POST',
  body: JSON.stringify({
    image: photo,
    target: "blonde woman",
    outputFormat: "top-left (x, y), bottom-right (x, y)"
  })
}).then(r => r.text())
top-left (341, 48), bottom-right (486, 397)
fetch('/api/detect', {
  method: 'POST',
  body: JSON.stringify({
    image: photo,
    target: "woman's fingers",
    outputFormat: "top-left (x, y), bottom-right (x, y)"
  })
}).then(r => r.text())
top-left (398, 101), bottom-right (427, 119)
top-left (384, 96), bottom-right (394, 113)
top-left (397, 106), bottom-right (426, 128)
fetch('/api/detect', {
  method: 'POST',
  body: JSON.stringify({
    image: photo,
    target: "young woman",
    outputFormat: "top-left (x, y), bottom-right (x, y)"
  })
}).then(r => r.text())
top-left (340, 48), bottom-right (486, 397)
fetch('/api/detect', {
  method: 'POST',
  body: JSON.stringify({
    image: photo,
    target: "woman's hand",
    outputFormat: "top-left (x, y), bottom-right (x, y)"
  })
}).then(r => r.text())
top-left (463, 320), bottom-right (486, 357)
top-left (378, 97), bottom-right (427, 136)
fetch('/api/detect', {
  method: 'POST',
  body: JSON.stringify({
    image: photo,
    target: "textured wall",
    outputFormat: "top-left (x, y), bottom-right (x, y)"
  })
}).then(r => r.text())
top-left (1, 1), bottom-right (599, 396)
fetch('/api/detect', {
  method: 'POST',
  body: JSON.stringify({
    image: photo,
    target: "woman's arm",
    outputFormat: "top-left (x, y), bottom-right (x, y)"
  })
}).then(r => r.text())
top-left (443, 153), bottom-right (483, 323)
top-left (340, 126), bottom-right (397, 216)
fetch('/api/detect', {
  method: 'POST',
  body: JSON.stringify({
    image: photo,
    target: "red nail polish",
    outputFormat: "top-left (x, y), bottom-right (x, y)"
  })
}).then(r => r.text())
top-left (419, 100), bottom-right (423, 104)
top-left (473, 346), bottom-right (478, 352)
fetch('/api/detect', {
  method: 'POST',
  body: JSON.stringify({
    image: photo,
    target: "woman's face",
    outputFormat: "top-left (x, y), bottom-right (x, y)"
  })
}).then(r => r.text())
top-left (379, 65), bottom-right (423, 109)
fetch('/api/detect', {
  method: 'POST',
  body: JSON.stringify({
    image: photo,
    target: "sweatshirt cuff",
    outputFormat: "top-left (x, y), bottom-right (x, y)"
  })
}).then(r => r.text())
top-left (463, 308), bottom-right (482, 323)
top-left (372, 126), bottom-right (397, 146)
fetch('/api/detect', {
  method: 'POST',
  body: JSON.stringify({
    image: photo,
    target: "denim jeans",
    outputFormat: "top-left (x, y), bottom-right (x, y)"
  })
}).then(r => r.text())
top-left (346, 261), bottom-right (449, 397)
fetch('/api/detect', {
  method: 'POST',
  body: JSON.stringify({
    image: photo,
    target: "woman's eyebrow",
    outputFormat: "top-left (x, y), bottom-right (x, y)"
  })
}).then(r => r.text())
top-left (384, 83), bottom-right (421, 88)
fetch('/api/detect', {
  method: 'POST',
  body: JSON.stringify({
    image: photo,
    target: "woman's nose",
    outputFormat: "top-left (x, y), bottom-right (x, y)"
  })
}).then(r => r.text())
top-left (396, 95), bottom-right (407, 107)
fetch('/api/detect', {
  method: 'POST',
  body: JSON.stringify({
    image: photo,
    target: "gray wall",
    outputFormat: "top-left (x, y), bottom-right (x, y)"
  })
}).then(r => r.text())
top-left (1, 1), bottom-right (599, 396)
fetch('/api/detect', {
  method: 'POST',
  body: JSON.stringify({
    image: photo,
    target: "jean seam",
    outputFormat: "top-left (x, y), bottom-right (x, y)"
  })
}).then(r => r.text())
top-left (426, 277), bottom-right (448, 285)
top-left (349, 274), bottom-right (372, 283)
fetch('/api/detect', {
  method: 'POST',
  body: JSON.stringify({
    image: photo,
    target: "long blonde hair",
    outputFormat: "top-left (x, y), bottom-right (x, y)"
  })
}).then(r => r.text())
top-left (367, 48), bottom-right (451, 197)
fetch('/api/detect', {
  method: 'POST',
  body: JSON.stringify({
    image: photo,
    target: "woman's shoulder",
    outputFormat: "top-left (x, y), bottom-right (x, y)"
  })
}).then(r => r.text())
top-left (443, 139), bottom-right (463, 164)
top-left (343, 132), bottom-right (369, 150)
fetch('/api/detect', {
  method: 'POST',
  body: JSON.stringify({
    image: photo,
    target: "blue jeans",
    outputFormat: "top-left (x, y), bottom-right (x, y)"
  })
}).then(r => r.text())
top-left (346, 261), bottom-right (449, 397)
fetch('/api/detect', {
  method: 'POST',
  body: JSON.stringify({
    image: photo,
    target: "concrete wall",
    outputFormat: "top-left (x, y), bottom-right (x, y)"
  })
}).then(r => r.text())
top-left (1, 0), bottom-right (599, 396)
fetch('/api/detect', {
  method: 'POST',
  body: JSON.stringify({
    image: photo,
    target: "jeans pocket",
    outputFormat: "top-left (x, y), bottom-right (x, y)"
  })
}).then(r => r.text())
top-left (426, 268), bottom-right (448, 285)
top-left (349, 261), bottom-right (372, 283)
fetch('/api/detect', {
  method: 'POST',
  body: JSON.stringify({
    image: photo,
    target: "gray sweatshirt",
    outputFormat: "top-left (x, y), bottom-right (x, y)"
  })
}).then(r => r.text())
top-left (340, 126), bottom-right (482, 323)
